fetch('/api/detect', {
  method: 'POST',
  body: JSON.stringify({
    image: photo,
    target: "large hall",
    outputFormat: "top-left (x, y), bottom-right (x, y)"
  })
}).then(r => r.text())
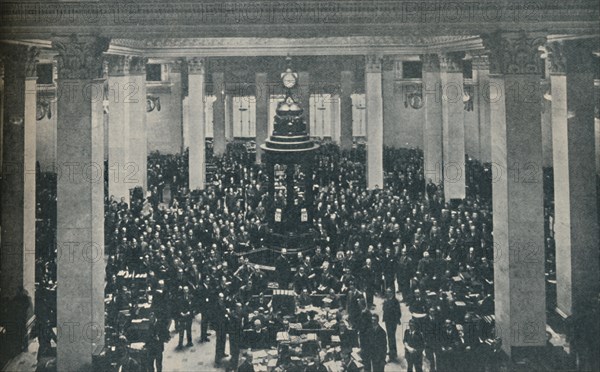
top-left (0, 1), bottom-right (599, 372)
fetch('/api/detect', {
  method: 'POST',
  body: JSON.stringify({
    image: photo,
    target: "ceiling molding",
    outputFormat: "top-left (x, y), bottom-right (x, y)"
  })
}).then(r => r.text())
top-left (109, 36), bottom-right (484, 58)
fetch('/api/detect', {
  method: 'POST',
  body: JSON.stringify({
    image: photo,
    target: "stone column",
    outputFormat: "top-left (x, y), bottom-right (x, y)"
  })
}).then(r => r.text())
top-left (0, 45), bottom-right (38, 308)
top-left (365, 54), bottom-right (384, 189)
top-left (541, 58), bottom-right (553, 169)
top-left (440, 52), bottom-right (466, 201)
top-left (127, 57), bottom-right (148, 192)
top-left (225, 94), bottom-right (234, 140)
top-left (484, 32), bottom-right (547, 355)
top-left (547, 39), bottom-right (599, 318)
top-left (472, 54), bottom-right (492, 164)
top-left (187, 58), bottom-right (206, 190)
top-left (212, 71), bottom-right (226, 156)
top-left (382, 56), bottom-right (396, 149)
top-left (53, 35), bottom-right (109, 371)
top-left (421, 54), bottom-right (444, 186)
top-left (170, 62), bottom-right (184, 153)
top-left (298, 71), bottom-right (310, 134)
top-left (255, 72), bottom-right (269, 164)
top-left (330, 94), bottom-right (340, 143)
top-left (106, 55), bottom-right (132, 203)
top-left (340, 71), bottom-right (354, 150)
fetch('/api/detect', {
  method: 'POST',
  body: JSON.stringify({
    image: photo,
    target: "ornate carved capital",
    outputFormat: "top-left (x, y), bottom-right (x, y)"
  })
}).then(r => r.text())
top-left (170, 59), bottom-right (184, 74)
top-left (382, 56), bottom-right (396, 72)
top-left (52, 35), bottom-right (110, 80)
top-left (129, 56), bottom-right (147, 75)
top-left (365, 54), bottom-right (382, 73)
top-left (471, 54), bottom-right (490, 70)
top-left (0, 44), bottom-right (39, 78)
top-left (439, 52), bottom-right (464, 73)
top-left (207, 57), bottom-right (227, 73)
top-left (481, 31), bottom-right (546, 75)
top-left (186, 57), bottom-right (205, 75)
top-left (105, 54), bottom-right (131, 76)
top-left (420, 54), bottom-right (439, 73)
top-left (547, 39), bottom-right (596, 75)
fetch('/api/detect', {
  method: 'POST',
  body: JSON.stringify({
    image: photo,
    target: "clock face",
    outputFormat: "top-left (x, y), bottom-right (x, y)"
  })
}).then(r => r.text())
top-left (282, 73), bottom-right (296, 89)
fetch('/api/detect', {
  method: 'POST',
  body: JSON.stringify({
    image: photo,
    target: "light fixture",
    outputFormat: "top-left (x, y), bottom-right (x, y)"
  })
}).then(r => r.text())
top-left (403, 85), bottom-right (423, 109)
top-left (463, 86), bottom-right (474, 112)
top-left (36, 100), bottom-right (52, 121)
top-left (147, 95), bottom-right (161, 112)
top-left (9, 115), bottom-right (23, 126)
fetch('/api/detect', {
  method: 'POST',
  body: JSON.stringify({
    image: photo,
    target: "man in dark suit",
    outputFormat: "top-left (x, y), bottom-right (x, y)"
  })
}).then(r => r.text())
top-left (275, 249), bottom-right (291, 288)
top-left (363, 314), bottom-right (387, 372)
top-left (438, 319), bottom-right (461, 372)
top-left (146, 312), bottom-right (169, 372)
top-left (403, 319), bottom-right (425, 372)
top-left (382, 288), bottom-right (402, 361)
top-left (229, 303), bottom-right (244, 370)
top-left (176, 286), bottom-right (194, 349)
top-left (423, 307), bottom-right (442, 372)
top-left (214, 292), bottom-right (229, 365)
top-left (237, 351), bottom-right (255, 372)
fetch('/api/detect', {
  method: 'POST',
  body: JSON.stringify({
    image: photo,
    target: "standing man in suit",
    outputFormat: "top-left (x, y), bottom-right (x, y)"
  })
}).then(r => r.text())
top-left (382, 288), bottom-right (402, 361)
top-left (403, 319), bottom-right (425, 372)
top-left (214, 292), bottom-right (230, 366)
top-left (363, 314), bottom-right (387, 372)
top-left (176, 286), bottom-right (194, 349)
top-left (229, 303), bottom-right (244, 370)
top-left (146, 312), bottom-right (169, 372)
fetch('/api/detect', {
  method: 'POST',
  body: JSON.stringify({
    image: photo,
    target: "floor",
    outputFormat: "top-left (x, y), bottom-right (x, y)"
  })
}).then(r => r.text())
top-left (158, 295), bottom-right (416, 372)
top-left (3, 293), bottom-right (568, 372)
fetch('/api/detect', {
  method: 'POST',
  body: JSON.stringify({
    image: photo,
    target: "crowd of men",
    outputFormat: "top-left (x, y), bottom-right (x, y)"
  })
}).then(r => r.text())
top-left (0, 133), bottom-right (589, 372)
top-left (99, 141), bottom-right (508, 372)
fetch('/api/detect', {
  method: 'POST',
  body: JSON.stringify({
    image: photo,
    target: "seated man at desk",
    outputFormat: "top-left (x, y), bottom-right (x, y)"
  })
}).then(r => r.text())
top-left (322, 289), bottom-right (340, 309)
top-left (302, 311), bottom-right (321, 330)
top-left (297, 288), bottom-right (312, 307)
top-left (244, 319), bottom-right (270, 349)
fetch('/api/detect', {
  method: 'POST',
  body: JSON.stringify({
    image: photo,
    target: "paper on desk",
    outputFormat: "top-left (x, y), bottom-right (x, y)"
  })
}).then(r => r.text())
top-left (324, 360), bottom-right (342, 372)
top-left (254, 349), bottom-right (268, 357)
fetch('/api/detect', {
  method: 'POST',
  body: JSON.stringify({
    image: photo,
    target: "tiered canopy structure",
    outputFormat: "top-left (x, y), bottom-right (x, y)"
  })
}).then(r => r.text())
top-left (261, 60), bottom-right (319, 252)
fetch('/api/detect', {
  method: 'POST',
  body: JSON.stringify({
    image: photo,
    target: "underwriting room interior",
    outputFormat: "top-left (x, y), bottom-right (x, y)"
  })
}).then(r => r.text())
top-left (0, 1), bottom-right (599, 371)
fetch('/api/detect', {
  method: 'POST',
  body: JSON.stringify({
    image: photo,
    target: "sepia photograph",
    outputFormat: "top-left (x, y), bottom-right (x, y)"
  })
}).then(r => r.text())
top-left (0, 1), bottom-right (599, 371)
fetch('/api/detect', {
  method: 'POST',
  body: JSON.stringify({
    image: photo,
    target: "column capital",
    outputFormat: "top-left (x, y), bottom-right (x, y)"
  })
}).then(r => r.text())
top-left (481, 31), bottom-right (546, 75)
top-left (186, 57), bottom-right (205, 75)
top-left (546, 39), bottom-right (597, 75)
top-left (169, 58), bottom-right (184, 74)
top-left (52, 35), bottom-right (110, 80)
top-left (382, 56), bottom-right (396, 72)
top-left (420, 54), bottom-right (440, 73)
top-left (0, 44), bottom-right (39, 78)
top-left (129, 56), bottom-right (147, 75)
top-left (471, 53), bottom-right (490, 70)
top-left (439, 52), bottom-right (464, 73)
top-left (365, 54), bottom-right (383, 73)
top-left (105, 54), bottom-right (131, 76)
